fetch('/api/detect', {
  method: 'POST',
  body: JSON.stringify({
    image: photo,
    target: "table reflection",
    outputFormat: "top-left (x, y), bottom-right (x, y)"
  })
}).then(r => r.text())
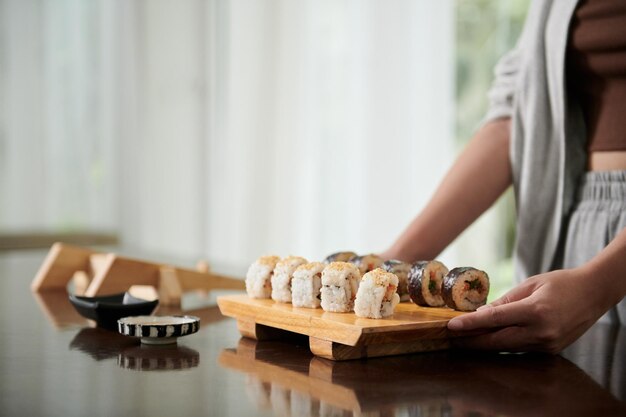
top-left (118, 344), bottom-right (200, 371)
top-left (220, 334), bottom-right (626, 417)
top-left (70, 327), bottom-right (139, 361)
top-left (33, 290), bottom-right (90, 329)
top-left (57, 300), bottom-right (226, 372)
top-left (69, 326), bottom-right (201, 371)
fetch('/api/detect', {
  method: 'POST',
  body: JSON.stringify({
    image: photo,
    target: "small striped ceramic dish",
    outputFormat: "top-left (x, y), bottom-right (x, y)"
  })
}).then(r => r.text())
top-left (118, 315), bottom-right (200, 345)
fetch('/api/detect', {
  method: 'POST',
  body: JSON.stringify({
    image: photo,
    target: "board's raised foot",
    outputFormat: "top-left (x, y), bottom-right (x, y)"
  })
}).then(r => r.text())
top-left (237, 319), bottom-right (293, 341)
top-left (309, 336), bottom-right (452, 361)
top-left (309, 337), bottom-right (366, 361)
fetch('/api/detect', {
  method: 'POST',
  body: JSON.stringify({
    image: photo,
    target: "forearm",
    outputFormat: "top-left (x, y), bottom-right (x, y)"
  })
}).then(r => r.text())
top-left (578, 226), bottom-right (626, 311)
top-left (384, 118), bottom-right (513, 262)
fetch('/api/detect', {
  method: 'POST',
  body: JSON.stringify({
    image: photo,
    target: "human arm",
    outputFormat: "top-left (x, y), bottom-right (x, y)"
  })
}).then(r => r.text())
top-left (381, 117), bottom-right (512, 262)
top-left (447, 227), bottom-right (626, 353)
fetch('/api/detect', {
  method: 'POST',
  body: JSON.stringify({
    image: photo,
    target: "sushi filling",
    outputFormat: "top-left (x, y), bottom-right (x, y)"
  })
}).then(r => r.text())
top-left (443, 267), bottom-right (490, 311)
top-left (421, 266), bottom-right (445, 306)
top-left (349, 254), bottom-right (384, 275)
top-left (408, 260), bottom-right (448, 307)
top-left (384, 284), bottom-right (395, 301)
top-left (354, 269), bottom-right (400, 319)
top-left (465, 279), bottom-right (483, 292)
top-left (462, 278), bottom-right (486, 305)
top-left (428, 279), bottom-right (437, 295)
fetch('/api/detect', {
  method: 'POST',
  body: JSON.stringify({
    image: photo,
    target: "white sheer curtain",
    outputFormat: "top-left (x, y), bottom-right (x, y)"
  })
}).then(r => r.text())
top-left (204, 0), bottom-right (455, 266)
top-left (0, 0), bottom-right (118, 232)
top-left (1, 0), bottom-right (455, 267)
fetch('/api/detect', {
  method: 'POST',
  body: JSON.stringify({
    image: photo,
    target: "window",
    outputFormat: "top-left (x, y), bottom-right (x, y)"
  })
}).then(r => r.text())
top-left (453, 0), bottom-right (529, 298)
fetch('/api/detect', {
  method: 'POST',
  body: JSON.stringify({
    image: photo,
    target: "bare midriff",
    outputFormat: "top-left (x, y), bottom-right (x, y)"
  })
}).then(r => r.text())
top-left (588, 151), bottom-right (626, 171)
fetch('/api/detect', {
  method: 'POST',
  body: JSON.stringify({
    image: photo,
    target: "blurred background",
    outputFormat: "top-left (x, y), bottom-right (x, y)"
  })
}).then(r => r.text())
top-left (0, 0), bottom-right (528, 299)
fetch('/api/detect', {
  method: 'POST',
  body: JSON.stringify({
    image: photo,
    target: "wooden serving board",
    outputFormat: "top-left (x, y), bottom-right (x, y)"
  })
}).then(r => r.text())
top-left (217, 294), bottom-right (468, 361)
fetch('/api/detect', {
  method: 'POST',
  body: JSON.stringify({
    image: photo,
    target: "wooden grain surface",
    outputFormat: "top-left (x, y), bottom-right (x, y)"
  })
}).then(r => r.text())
top-left (217, 294), bottom-right (466, 347)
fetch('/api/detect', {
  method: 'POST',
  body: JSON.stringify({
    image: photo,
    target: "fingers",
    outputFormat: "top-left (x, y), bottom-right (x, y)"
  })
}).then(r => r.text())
top-left (447, 299), bottom-right (532, 331)
top-left (481, 282), bottom-right (535, 309)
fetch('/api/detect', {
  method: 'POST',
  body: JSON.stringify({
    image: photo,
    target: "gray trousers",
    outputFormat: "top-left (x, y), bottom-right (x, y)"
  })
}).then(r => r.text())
top-left (560, 171), bottom-right (626, 324)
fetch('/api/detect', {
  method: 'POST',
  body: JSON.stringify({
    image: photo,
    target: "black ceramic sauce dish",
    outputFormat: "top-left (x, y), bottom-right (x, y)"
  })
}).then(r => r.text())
top-left (69, 292), bottom-right (158, 330)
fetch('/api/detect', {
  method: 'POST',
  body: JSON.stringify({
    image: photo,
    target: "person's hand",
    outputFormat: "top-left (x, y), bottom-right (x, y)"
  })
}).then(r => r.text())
top-left (447, 267), bottom-right (610, 353)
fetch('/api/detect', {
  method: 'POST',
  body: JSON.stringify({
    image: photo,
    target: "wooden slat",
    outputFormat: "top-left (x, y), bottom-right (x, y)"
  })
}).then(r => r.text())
top-left (157, 266), bottom-right (184, 307)
top-left (32, 243), bottom-right (245, 307)
top-left (174, 268), bottom-right (245, 292)
top-left (31, 243), bottom-right (95, 291)
top-left (84, 255), bottom-right (160, 296)
top-left (84, 260), bottom-right (244, 297)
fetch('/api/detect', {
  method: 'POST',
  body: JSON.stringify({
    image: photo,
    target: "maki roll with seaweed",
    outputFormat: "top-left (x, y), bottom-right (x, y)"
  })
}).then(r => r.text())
top-left (349, 254), bottom-right (384, 275)
top-left (323, 251), bottom-right (357, 264)
top-left (291, 262), bottom-right (325, 308)
top-left (381, 259), bottom-right (411, 302)
top-left (245, 255), bottom-right (281, 299)
top-left (320, 262), bottom-right (361, 312)
top-left (408, 260), bottom-right (449, 307)
top-left (354, 268), bottom-right (400, 318)
top-left (442, 267), bottom-right (490, 311)
top-left (271, 256), bottom-right (308, 303)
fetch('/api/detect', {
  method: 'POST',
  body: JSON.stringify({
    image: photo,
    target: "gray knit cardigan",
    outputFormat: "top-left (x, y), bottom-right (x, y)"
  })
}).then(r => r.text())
top-left (483, 0), bottom-right (587, 282)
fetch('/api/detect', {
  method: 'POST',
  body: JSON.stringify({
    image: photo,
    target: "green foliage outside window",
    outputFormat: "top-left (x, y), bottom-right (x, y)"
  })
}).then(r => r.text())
top-left (454, 0), bottom-right (529, 298)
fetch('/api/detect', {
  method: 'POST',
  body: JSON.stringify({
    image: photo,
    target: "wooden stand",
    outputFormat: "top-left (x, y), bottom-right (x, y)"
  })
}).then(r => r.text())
top-left (217, 294), bottom-right (467, 361)
top-left (31, 242), bottom-right (245, 307)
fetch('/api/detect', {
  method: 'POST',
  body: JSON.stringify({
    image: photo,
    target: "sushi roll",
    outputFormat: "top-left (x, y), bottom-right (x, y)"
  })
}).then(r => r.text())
top-left (354, 268), bottom-right (400, 319)
top-left (245, 255), bottom-right (281, 299)
top-left (271, 256), bottom-right (308, 303)
top-left (408, 260), bottom-right (449, 307)
top-left (381, 259), bottom-right (411, 302)
top-left (291, 262), bottom-right (325, 308)
top-left (320, 262), bottom-right (361, 313)
top-left (323, 251), bottom-right (357, 264)
top-left (348, 254), bottom-right (384, 275)
top-left (442, 267), bottom-right (490, 311)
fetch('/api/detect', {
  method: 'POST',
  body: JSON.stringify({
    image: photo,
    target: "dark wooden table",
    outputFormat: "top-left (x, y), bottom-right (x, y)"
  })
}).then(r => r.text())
top-left (1, 250), bottom-right (625, 417)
